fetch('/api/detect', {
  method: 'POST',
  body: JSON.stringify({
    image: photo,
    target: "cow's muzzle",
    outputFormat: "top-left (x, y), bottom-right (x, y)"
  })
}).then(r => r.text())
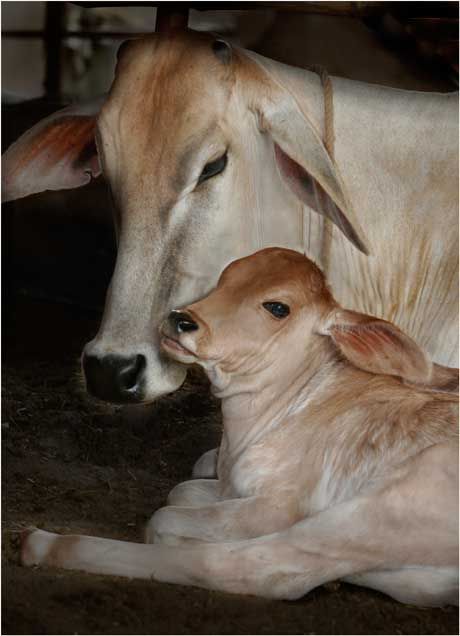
top-left (82, 353), bottom-right (146, 403)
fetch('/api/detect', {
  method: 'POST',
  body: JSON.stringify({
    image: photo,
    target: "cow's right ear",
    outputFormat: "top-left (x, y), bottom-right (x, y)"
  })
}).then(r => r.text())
top-left (2, 97), bottom-right (105, 202)
top-left (237, 49), bottom-right (369, 255)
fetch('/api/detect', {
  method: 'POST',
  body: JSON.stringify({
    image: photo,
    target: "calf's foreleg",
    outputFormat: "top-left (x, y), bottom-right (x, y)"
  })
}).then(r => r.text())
top-left (192, 448), bottom-right (218, 479)
top-left (22, 485), bottom-right (457, 601)
top-left (145, 494), bottom-right (296, 545)
top-left (166, 479), bottom-right (221, 507)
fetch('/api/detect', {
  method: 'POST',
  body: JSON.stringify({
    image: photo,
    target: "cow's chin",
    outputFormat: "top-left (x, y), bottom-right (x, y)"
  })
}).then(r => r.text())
top-left (140, 357), bottom-right (187, 403)
top-left (160, 336), bottom-right (198, 365)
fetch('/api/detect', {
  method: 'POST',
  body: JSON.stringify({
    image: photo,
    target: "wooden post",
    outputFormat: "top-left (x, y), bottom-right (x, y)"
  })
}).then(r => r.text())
top-left (155, 4), bottom-right (189, 33)
top-left (44, 2), bottom-right (66, 97)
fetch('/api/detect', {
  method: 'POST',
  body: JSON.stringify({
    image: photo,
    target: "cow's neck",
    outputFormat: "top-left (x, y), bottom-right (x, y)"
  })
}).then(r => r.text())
top-left (265, 61), bottom-right (458, 365)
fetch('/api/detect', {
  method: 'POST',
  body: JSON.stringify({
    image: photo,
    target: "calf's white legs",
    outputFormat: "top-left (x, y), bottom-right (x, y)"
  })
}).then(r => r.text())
top-left (146, 494), bottom-right (295, 545)
top-left (166, 479), bottom-right (220, 507)
top-left (344, 567), bottom-right (459, 607)
top-left (21, 475), bottom-right (458, 604)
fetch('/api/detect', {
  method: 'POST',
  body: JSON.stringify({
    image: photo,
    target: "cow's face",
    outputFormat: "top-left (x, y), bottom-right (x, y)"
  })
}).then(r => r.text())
top-left (3, 31), bottom-right (367, 404)
top-left (160, 248), bottom-right (334, 394)
top-left (83, 34), bottom-right (275, 402)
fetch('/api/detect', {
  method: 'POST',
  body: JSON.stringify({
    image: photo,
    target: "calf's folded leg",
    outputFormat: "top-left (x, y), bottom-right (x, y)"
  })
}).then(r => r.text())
top-left (192, 448), bottom-right (218, 479)
top-left (345, 567), bottom-right (459, 607)
top-left (145, 494), bottom-right (296, 545)
top-left (21, 480), bottom-right (457, 602)
top-left (166, 479), bottom-right (220, 507)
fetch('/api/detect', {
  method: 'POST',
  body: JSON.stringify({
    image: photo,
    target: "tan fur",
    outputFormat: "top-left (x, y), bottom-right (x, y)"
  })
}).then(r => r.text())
top-left (168, 248), bottom-right (457, 511)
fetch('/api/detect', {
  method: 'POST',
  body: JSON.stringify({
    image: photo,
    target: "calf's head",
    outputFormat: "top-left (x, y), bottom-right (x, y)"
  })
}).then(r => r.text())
top-left (3, 32), bottom-right (368, 404)
top-left (162, 248), bottom-right (438, 394)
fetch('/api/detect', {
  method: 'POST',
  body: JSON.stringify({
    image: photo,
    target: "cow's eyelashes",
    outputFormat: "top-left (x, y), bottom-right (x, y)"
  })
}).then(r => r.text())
top-left (263, 301), bottom-right (290, 319)
top-left (198, 152), bottom-right (227, 185)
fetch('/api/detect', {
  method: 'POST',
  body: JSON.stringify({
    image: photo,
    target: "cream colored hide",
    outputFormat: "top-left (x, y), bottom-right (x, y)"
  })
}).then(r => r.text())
top-left (2, 32), bottom-right (458, 403)
top-left (22, 248), bottom-right (458, 605)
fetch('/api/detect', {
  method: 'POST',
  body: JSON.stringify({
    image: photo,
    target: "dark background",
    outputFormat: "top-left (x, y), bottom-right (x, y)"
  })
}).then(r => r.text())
top-left (3, 3), bottom-right (459, 634)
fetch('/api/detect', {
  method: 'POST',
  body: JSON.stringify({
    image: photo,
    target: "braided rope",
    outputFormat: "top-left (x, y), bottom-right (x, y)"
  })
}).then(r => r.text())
top-left (311, 65), bottom-right (335, 160)
top-left (309, 65), bottom-right (335, 271)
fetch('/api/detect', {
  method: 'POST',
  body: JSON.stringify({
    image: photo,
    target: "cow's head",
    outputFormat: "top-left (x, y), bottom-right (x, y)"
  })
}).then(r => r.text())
top-left (2, 31), bottom-right (368, 404)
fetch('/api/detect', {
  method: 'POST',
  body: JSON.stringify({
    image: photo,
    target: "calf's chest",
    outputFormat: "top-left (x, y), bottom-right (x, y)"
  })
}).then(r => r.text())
top-left (218, 433), bottom-right (309, 499)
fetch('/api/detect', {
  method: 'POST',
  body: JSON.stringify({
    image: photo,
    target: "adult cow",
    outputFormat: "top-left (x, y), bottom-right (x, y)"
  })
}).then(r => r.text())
top-left (3, 31), bottom-right (458, 404)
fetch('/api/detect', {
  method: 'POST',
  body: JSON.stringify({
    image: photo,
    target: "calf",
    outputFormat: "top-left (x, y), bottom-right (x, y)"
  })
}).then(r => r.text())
top-left (22, 248), bottom-right (458, 606)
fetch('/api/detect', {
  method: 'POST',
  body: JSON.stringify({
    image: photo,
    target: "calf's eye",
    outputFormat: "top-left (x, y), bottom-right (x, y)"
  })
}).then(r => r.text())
top-left (198, 152), bottom-right (227, 184)
top-left (263, 301), bottom-right (290, 319)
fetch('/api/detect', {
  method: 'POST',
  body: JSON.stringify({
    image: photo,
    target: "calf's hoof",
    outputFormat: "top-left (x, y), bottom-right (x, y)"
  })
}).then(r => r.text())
top-left (21, 528), bottom-right (57, 567)
top-left (144, 508), bottom-right (187, 546)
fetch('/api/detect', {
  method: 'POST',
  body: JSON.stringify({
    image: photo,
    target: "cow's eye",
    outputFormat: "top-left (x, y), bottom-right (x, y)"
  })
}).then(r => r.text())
top-left (263, 302), bottom-right (290, 319)
top-left (198, 152), bottom-right (227, 184)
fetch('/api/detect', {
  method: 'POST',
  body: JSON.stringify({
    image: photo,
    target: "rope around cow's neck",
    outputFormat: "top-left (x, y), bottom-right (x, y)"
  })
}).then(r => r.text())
top-left (308, 65), bottom-right (335, 272)
top-left (311, 65), bottom-right (335, 159)
top-left (257, 65), bottom-right (335, 267)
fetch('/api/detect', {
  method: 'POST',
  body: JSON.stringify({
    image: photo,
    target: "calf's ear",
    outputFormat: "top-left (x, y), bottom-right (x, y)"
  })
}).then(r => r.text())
top-left (2, 97), bottom-right (104, 202)
top-left (319, 309), bottom-right (433, 385)
top-left (429, 364), bottom-right (459, 395)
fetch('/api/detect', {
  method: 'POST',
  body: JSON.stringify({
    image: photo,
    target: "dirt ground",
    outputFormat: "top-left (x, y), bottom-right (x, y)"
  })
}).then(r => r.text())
top-left (2, 295), bottom-right (458, 635)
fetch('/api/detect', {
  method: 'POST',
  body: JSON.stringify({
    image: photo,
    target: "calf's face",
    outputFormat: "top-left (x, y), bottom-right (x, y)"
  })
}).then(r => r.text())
top-left (161, 248), bottom-right (334, 387)
top-left (162, 247), bottom-right (440, 393)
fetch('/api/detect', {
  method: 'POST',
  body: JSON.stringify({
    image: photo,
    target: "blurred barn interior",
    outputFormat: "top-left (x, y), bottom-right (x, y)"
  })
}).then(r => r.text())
top-left (3, 3), bottom-right (459, 635)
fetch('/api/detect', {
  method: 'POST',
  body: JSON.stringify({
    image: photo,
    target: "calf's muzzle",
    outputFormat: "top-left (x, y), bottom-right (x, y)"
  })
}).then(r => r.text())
top-left (82, 353), bottom-right (146, 403)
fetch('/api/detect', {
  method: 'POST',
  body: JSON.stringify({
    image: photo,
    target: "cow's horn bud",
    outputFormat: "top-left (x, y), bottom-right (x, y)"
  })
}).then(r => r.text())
top-left (212, 39), bottom-right (232, 64)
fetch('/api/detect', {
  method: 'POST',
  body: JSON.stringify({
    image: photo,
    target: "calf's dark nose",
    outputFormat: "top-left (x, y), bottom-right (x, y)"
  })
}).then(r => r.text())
top-left (168, 310), bottom-right (199, 334)
top-left (82, 353), bottom-right (146, 403)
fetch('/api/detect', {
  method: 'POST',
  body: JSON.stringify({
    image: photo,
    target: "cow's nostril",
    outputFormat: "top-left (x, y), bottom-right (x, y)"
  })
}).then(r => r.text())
top-left (118, 354), bottom-right (146, 391)
top-left (82, 353), bottom-right (146, 403)
top-left (168, 311), bottom-right (199, 334)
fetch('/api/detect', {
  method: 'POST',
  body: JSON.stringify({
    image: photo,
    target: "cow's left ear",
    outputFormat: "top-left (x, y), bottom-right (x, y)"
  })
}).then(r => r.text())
top-left (319, 309), bottom-right (432, 385)
top-left (262, 99), bottom-right (369, 255)
top-left (2, 97), bottom-right (104, 202)
top-left (240, 51), bottom-right (369, 255)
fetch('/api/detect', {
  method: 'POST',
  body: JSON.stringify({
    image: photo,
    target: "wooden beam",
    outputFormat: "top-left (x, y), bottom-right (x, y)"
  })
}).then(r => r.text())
top-left (44, 3), bottom-right (66, 97)
top-left (155, 5), bottom-right (189, 32)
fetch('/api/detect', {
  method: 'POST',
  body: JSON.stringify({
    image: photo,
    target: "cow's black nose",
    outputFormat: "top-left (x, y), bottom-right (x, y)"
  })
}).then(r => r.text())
top-left (168, 311), bottom-right (199, 334)
top-left (82, 353), bottom-right (146, 403)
